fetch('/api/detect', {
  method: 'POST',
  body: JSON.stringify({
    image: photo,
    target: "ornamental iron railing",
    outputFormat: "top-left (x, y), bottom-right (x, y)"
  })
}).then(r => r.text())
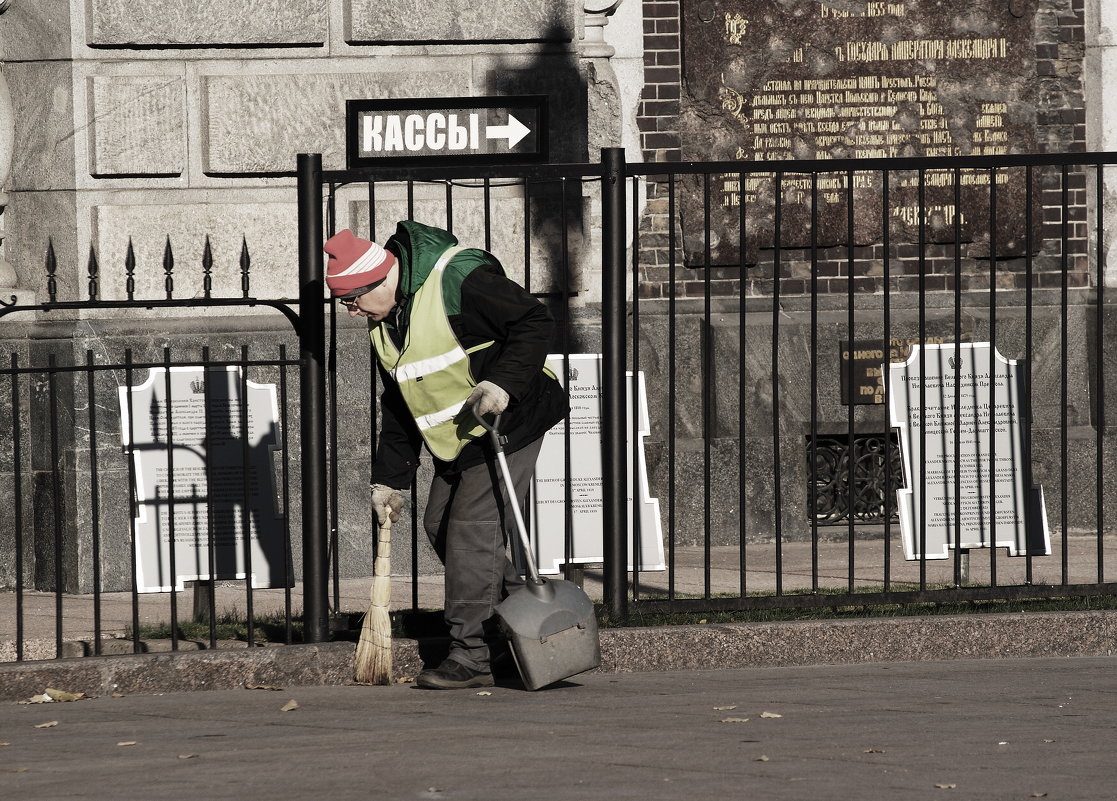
top-left (3, 148), bottom-right (1117, 666)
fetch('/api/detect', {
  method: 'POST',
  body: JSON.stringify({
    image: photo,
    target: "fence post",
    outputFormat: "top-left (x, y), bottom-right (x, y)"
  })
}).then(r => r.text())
top-left (298, 153), bottom-right (329, 643)
top-left (601, 146), bottom-right (629, 621)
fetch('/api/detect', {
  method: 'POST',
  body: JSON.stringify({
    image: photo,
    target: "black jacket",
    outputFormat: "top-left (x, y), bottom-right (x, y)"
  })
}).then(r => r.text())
top-left (370, 221), bottom-right (568, 488)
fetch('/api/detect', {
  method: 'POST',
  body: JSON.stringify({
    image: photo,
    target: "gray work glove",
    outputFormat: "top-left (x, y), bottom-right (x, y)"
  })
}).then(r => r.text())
top-left (370, 483), bottom-right (405, 527)
top-left (465, 380), bottom-right (510, 417)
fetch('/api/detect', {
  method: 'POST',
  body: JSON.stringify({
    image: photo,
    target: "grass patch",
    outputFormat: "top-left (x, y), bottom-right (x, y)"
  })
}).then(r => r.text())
top-left (127, 594), bottom-right (1117, 642)
top-left (128, 610), bottom-right (304, 644)
top-left (603, 592), bottom-right (1117, 628)
top-left (130, 608), bottom-right (455, 643)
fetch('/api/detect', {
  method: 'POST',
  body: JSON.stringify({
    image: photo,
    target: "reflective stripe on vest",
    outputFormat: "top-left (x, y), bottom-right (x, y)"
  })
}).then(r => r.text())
top-left (369, 246), bottom-right (490, 461)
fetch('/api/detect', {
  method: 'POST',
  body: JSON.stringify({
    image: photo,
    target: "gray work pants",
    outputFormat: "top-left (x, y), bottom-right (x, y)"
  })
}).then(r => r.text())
top-left (423, 436), bottom-right (543, 671)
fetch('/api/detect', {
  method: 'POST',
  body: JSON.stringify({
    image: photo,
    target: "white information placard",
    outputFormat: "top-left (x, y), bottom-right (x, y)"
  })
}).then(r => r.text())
top-left (119, 366), bottom-right (286, 592)
top-left (530, 354), bottom-right (665, 574)
top-left (887, 343), bottom-right (1050, 561)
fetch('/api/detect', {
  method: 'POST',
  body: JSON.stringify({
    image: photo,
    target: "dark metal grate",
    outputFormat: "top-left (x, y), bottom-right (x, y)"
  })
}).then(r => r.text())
top-left (808, 434), bottom-right (903, 526)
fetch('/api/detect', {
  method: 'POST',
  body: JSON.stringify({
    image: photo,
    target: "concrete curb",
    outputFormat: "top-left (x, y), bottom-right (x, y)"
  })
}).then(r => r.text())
top-left (1, 610), bottom-right (1114, 701)
top-left (598, 610), bottom-right (1117, 671)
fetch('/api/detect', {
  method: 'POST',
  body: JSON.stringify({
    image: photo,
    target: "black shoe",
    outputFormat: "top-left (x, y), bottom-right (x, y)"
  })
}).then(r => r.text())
top-left (416, 659), bottom-right (495, 690)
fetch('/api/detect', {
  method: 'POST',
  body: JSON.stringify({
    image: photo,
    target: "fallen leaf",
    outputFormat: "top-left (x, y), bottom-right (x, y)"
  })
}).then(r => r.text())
top-left (280, 700), bottom-right (299, 712)
top-left (111, 692), bottom-right (125, 698)
top-left (44, 688), bottom-right (86, 702)
top-left (245, 684), bottom-right (284, 692)
top-left (476, 691), bottom-right (492, 696)
top-left (934, 784), bottom-right (957, 790)
top-left (33, 721), bottom-right (58, 729)
top-left (21, 694), bottom-right (52, 705)
top-left (864, 748), bottom-right (886, 754)
top-left (427, 788), bottom-right (445, 794)
top-left (178, 754), bottom-right (199, 760)
top-left (116, 741), bottom-right (137, 747)
top-left (395, 676), bottom-right (415, 684)
top-left (0, 742), bottom-right (11, 746)
top-left (761, 712), bottom-right (783, 719)
top-left (755, 755), bottom-right (770, 762)
top-left (1043, 739), bottom-right (1055, 743)
top-left (697, 619), bottom-right (708, 624)
top-left (5, 767), bottom-right (29, 773)
top-left (713, 705), bottom-right (737, 711)
top-left (720, 717), bottom-right (750, 723)
top-left (1031, 794), bottom-right (1048, 798)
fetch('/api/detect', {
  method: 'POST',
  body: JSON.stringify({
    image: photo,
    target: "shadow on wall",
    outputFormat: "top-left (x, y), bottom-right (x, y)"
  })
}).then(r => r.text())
top-left (486, 24), bottom-right (592, 352)
top-left (486, 24), bottom-right (589, 164)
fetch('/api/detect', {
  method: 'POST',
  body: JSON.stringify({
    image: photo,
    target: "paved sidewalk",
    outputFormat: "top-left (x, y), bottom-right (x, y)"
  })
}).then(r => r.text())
top-left (2, 656), bottom-right (1114, 801)
top-left (4, 535), bottom-right (1114, 660)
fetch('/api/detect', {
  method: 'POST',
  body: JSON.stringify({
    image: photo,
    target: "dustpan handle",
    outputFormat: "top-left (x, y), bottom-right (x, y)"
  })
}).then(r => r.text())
top-left (472, 407), bottom-right (543, 585)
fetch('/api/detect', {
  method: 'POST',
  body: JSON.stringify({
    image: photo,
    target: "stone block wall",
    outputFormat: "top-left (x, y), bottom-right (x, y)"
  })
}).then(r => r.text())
top-left (0, 0), bottom-right (627, 594)
top-left (633, 291), bottom-right (1117, 546)
top-left (0, 0), bottom-right (596, 305)
top-left (1, 0), bottom-right (1114, 598)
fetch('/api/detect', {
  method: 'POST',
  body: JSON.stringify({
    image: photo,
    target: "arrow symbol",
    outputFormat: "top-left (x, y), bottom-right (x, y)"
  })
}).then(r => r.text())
top-left (485, 114), bottom-right (531, 148)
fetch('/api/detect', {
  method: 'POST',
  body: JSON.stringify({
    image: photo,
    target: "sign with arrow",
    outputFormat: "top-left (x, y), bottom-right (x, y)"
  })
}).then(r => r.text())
top-left (346, 96), bottom-right (548, 167)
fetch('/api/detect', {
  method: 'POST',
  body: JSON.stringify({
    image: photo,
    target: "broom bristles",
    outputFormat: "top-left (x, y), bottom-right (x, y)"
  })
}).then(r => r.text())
top-left (354, 521), bottom-right (394, 685)
top-left (354, 595), bottom-right (392, 684)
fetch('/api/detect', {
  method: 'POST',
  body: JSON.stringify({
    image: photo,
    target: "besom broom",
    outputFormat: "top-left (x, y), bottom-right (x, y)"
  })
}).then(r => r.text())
top-left (354, 517), bottom-right (394, 684)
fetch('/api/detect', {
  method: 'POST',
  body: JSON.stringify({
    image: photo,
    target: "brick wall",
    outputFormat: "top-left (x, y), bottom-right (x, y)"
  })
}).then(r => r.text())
top-left (634, 1), bottom-right (682, 294)
top-left (637, 0), bottom-right (683, 164)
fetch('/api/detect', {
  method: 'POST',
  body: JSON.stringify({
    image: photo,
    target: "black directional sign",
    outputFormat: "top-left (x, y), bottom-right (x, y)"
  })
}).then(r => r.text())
top-left (346, 95), bottom-right (548, 168)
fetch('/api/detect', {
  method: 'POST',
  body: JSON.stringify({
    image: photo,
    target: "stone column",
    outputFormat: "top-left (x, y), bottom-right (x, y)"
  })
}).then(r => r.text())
top-left (580, 1), bottom-right (624, 153)
top-left (0, 1), bottom-right (21, 297)
top-left (582, 1), bottom-right (621, 58)
top-left (1, 0), bottom-right (78, 304)
top-left (578, 1), bottom-right (626, 306)
top-left (1087, 0), bottom-right (1117, 286)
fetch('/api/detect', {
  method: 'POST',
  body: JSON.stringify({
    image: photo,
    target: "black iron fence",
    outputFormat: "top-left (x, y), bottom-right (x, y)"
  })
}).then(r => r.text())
top-left (0, 224), bottom-right (326, 660)
top-left (312, 155), bottom-right (619, 613)
top-left (620, 150), bottom-right (1117, 615)
top-left (314, 147), bottom-right (1117, 623)
top-left (3, 147), bottom-right (1117, 664)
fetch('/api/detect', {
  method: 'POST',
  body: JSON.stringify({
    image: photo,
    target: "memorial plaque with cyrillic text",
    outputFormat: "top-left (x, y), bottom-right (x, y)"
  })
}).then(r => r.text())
top-left (680, 0), bottom-right (1039, 265)
top-left (119, 367), bottom-right (286, 593)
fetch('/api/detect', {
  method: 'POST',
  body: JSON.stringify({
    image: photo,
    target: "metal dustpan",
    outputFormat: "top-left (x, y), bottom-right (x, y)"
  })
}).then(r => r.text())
top-left (477, 410), bottom-right (601, 691)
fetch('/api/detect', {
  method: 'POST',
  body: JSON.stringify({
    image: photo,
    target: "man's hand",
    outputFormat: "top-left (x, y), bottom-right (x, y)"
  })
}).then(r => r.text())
top-left (370, 483), bottom-right (405, 527)
top-left (465, 380), bottom-right (510, 417)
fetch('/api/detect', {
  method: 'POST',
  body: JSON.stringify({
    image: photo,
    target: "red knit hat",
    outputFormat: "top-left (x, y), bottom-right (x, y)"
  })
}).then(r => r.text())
top-left (323, 229), bottom-right (397, 297)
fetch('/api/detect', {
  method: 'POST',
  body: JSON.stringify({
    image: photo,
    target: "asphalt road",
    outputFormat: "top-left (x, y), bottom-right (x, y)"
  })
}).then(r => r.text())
top-left (1, 656), bottom-right (1114, 801)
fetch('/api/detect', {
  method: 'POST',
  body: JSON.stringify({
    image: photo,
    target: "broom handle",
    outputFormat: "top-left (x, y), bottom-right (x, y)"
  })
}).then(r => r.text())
top-left (474, 408), bottom-right (543, 585)
top-left (371, 519), bottom-right (393, 606)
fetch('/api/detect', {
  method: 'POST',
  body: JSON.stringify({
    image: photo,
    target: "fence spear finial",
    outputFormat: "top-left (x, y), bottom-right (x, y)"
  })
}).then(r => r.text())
top-left (87, 243), bottom-right (99, 300)
top-left (240, 236), bottom-right (250, 298)
top-left (45, 238), bottom-right (57, 303)
top-left (202, 235), bottom-right (213, 299)
top-left (163, 236), bottom-right (174, 299)
top-left (125, 238), bottom-right (136, 301)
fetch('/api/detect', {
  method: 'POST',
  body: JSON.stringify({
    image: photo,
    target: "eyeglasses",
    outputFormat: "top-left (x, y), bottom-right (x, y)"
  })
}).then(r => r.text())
top-left (338, 296), bottom-right (361, 309)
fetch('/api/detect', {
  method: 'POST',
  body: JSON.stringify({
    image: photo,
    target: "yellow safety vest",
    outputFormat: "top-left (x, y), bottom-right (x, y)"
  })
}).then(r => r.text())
top-left (369, 246), bottom-right (492, 461)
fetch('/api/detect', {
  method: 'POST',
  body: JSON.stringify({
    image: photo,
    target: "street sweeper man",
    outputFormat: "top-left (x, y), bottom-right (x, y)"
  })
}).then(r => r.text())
top-left (325, 222), bottom-right (568, 690)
